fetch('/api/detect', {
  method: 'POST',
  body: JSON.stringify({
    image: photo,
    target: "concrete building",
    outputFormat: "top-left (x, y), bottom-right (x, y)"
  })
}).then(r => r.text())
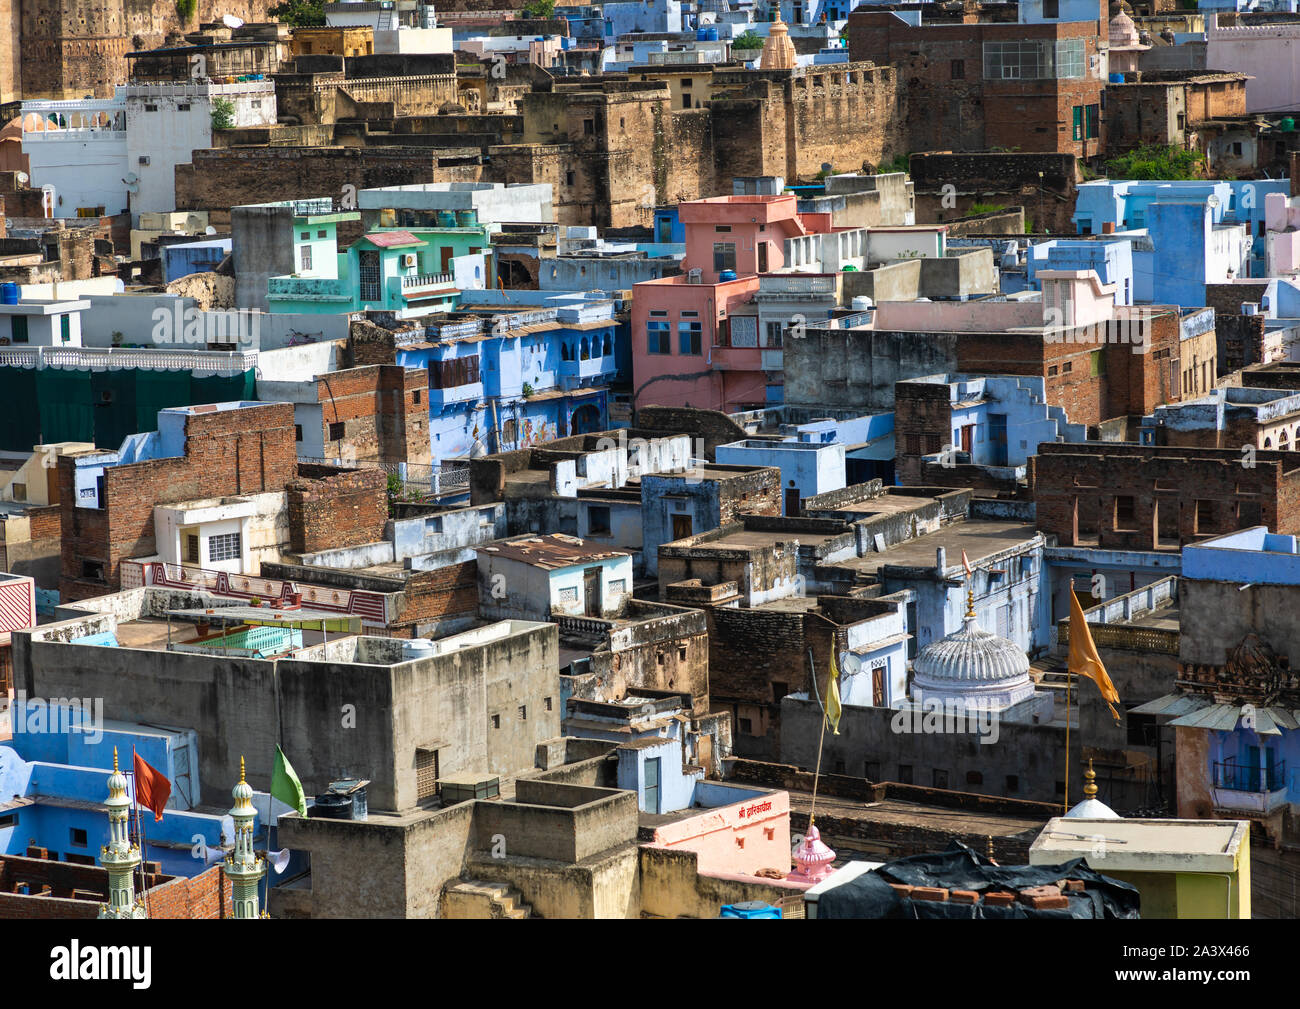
top-left (477, 534), bottom-right (634, 622)
top-left (714, 439), bottom-right (846, 515)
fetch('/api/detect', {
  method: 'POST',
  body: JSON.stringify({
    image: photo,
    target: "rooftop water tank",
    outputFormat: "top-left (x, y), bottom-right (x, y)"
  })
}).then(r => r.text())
top-left (720, 901), bottom-right (782, 918)
top-left (697, 26), bottom-right (719, 40)
top-left (1282, 117), bottom-right (1296, 133)
top-left (851, 295), bottom-right (873, 311)
top-left (719, 269), bottom-right (738, 281)
top-left (0, 283), bottom-right (18, 305)
top-left (404, 637), bottom-right (438, 660)
top-left (312, 791), bottom-right (353, 820)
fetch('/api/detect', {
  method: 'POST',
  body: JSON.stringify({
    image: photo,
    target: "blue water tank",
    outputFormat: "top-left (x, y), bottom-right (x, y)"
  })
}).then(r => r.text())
top-left (720, 901), bottom-right (782, 918)
top-left (1109, 73), bottom-right (1125, 84)
top-left (0, 283), bottom-right (18, 305)
top-left (697, 26), bottom-right (719, 41)
top-left (719, 269), bottom-right (738, 281)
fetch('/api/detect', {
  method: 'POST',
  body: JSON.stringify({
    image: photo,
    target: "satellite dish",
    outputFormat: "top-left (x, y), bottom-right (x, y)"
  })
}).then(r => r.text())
top-left (269, 847), bottom-right (292, 874)
top-left (15, 171), bottom-right (28, 185)
top-left (840, 651), bottom-right (862, 675)
top-left (222, 13), bottom-right (245, 27)
top-left (205, 225), bottom-right (217, 235)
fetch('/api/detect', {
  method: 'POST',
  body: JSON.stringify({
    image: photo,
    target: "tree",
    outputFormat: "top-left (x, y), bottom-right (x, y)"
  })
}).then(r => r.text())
top-left (522, 0), bottom-right (556, 17)
top-left (268, 0), bottom-right (326, 27)
top-left (1104, 144), bottom-right (1205, 181)
top-left (734, 29), bottom-right (764, 51)
top-left (210, 97), bottom-right (236, 131)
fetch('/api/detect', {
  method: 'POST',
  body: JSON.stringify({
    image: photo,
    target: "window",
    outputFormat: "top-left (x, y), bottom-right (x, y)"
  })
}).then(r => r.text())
top-left (81, 559), bottom-right (105, 581)
top-left (933, 769), bottom-right (949, 789)
top-left (1090, 349), bottom-right (1106, 376)
top-left (983, 38), bottom-right (1083, 80)
top-left (300, 231), bottom-right (310, 240)
top-left (647, 319), bottom-right (671, 355)
top-left (678, 320), bottom-right (702, 355)
top-left (1072, 105), bottom-right (1083, 141)
top-left (416, 748), bottom-right (440, 801)
top-left (70, 827), bottom-right (88, 847)
top-left (565, 170), bottom-right (575, 186)
top-left (715, 225), bottom-right (732, 233)
top-left (60, 316), bottom-right (70, 343)
top-left (924, 433), bottom-right (943, 455)
top-left (608, 578), bottom-right (626, 593)
top-left (1043, 0), bottom-right (1059, 16)
top-left (713, 242), bottom-right (736, 272)
top-left (299, 245), bottom-right (312, 272)
top-left (177, 102), bottom-right (190, 111)
top-left (898, 764), bottom-right (913, 784)
top-left (1085, 104), bottom-right (1099, 139)
top-left (583, 118), bottom-right (594, 135)
top-left (545, 696), bottom-right (553, 712)
top-left (1005, 774), bottom-right (1019, 792)
top-left (1047, 364), bottom-right (1059, 377)
top-left (208, 531), bottom-right (241, 562)
top-left (588, 505), bottom-right (611, 535)
top-left (772, 681), bottom-right (789, 700)
top-left (294, 424), bottom-right (303, 442)
top-left (558, 586), bottom-right (579, 603)
top-left (10, 483), bottom-right (25, 500)
top-left (1196, 499), bottom-right (1213, 532)
top-left (951, 59), bottom-right (965, 79)
top-left (1127, 712), bottom-right (1156, 747)
top-left (10, 316), bottom-right (27, 343)
top-left (429, 356), bottom-right (480, 389)
top-left (1114, 495), bottom-right (1136, 529)
top-left (317, 229), bottom-right (327, 239)
top-left (764, 321), bottom-right (785, 348)
top-left (1231, 141), bottom-right (1243, 157)
top-left (185, 534), bottom-right (200, 564)
top-left (502, 418), bottom-right (518, 443)
top-left (1062, 361), bottom-right (1072, 374)
top-left (491, 713), bottom-right (501, 729)
top-left (738, 717), bottom-right (753, 734)
top-left (518, 705), bottom-right (527, 720)
top-left (328, 421), bottom-right (345, 441)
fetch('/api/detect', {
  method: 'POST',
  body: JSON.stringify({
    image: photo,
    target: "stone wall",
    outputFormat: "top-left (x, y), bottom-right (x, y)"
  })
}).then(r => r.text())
top-left (286, 467), bottom-right (388, 555)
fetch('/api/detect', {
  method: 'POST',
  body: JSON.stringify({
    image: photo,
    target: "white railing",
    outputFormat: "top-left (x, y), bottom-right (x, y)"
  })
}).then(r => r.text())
top-left (0, 346), bottom-right (258, 373)
top-left (401, 272), bottom-right (455, 290)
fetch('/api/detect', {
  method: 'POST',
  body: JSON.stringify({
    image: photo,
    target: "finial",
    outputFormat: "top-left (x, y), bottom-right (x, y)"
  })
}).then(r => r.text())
top-left (986, 834), bottom-right (994, 860)
top-left (239, 756), bottom-right (246, 785)
top-left (113, 746), bottom-right (119, 773)
top-left (965, 584), bottom-right (975, 620)
top-left (1084, 758), bottom-right (1098, 800)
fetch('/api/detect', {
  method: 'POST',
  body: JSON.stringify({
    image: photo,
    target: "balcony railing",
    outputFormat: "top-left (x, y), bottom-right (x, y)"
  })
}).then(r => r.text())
top-left (1214, 759), bottom-right (1286, 793)
top-left (401, 272), bottom-right (455, 290)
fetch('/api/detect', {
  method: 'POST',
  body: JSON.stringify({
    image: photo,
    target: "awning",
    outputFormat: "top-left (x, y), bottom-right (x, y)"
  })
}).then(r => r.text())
top-left (1129, 693), bottom-right (1212, 718)
top-left (1167, 702), bottom-right (1299, 736)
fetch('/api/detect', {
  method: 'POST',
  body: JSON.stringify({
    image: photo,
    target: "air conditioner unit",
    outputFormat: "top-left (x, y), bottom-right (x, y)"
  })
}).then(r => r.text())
top-left (401, 253), bottom-right (418, 269)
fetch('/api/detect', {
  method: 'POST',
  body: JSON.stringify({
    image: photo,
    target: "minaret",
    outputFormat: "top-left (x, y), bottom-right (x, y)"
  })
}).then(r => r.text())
top-left (224, 757), bottom-right (268, 919)
top-left (98, 747), bottom-right (147, 919)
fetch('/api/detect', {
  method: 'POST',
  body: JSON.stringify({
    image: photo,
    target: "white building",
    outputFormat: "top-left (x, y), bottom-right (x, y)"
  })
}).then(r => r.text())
top-left (0, 298), bottom-right (90, 347)
top-left (325, 0), bottom-right (454, 54)
top-left (19, 94), bottom-right (129, 219)
top-left (125, 80), bottom-right (277, 216)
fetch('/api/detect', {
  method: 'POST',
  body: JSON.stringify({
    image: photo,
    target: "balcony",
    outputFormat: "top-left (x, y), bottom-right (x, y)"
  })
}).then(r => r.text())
top-left (401, 272), bottom-right (456, 294)
top-left (710, 343), bottom-right (762, 371)
top-left (1212, 759), bottom-right (1288, 815)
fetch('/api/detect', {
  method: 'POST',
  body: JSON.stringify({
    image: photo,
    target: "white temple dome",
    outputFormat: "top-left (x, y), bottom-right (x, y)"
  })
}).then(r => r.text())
top-left (910, 612), bottom-right (1035, 708)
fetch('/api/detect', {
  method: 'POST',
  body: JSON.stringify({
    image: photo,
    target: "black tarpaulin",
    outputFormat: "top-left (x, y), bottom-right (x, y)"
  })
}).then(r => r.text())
top-left (815, 842), bottom-right (1141, 919)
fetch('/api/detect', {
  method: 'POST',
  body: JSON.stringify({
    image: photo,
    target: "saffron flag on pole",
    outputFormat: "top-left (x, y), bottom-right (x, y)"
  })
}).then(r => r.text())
top-left (1068, 588), bottom-right (1122, 724)
top-left (826, 642), bottom-right (842, 736)
top-left (961, 549), bottom-right (974, 577)
top-left (132, 749), bottom-right (171, 822)
top-left (271, 744), bottom-right (308, 818)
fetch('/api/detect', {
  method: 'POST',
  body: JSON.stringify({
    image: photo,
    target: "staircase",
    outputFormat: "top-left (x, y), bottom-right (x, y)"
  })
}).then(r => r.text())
top-left (444, 879), bottom-right (538, 919)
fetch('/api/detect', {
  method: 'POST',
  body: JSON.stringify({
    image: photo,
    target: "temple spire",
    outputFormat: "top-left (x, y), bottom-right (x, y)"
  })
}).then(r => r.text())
top-left (98, 746), bottom-right (147, 918)
top-left (224, 755), bottom-right (268, 918)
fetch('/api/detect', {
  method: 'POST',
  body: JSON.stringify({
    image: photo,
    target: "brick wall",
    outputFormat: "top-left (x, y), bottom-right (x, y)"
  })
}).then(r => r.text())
top-left (395, 561), bottom-right (479, 632)
top-left (315, 364), bottom-right (430, 467)
top-left (1031, 441), bottom-right (1300, 550)
top-left (59, 402), bottom-right (297, 600)
top-left (0, 854), bottom-right (231, 918)
top-left (287, 467), bottom-right (388, 554)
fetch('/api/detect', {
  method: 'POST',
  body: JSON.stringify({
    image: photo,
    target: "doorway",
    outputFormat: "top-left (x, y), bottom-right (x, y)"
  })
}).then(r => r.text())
top-left (671, 513), bottom-right (693, 540)
top-left (644, 757), bottom-right (661, 814)
top-left (583, 566), bottom-right (601, 616)
top-left (785, 487), bottom-right (801, 516)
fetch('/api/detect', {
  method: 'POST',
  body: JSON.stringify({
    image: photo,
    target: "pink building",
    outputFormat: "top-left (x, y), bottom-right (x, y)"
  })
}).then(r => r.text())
top-left (648, 787), bottom-right (793, 877)
top-left (632, 193), bottom-right (853, 413)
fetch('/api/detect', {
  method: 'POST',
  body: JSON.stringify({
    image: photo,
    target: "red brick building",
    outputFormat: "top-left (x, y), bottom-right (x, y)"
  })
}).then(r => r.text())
top-left (848, 7), bottom-right (1107, 160)
top-left (1030, 442), bottom-right (1300, 551)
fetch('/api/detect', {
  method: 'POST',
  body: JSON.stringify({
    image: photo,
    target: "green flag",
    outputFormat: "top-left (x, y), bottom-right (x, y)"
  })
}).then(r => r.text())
top-left (271, 745), bottom-right (307, 818)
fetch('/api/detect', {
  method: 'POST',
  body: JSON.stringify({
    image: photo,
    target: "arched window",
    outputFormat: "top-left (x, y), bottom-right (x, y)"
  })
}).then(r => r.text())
top-left (602, 334), bottom-right (612, 356)
top-left (1265, 437), bottom-right (1273, 448)
top-left (580, 337), bottom-right (590, 360)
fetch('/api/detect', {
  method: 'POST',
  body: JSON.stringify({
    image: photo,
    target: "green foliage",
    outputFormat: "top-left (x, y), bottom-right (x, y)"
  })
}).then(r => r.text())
top-left (881, 152), bottom-right (911, 175)
top-left (969, 202), bottom-right (1006, 215)
top-left (522, 0), bottom-right (556, 17)
top-left (210, 97), bottom-right (236, 131)
top-left (268, 0), bottom-right (326, 27)
top-left (175, 0), bottom-right (197, 21)
top-left (733, 30), bottom-right (764, 51)
top-left (1025, 218), bottom-right (1035, 234)
top-left (1104, 144), bottom-right (1204, 181)
top-left (521, 382), bottom-right (535, 398)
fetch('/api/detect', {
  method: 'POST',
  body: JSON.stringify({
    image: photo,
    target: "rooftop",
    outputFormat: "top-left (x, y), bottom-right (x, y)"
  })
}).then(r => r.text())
top-left (838, 519), bottom-right (1041, 577)
top-left (479, 533), bottom-right (631, 570)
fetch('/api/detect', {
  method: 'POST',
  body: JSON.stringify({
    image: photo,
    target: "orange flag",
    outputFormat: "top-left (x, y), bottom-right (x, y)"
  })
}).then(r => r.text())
top-left (1068, 589), bottom-right (1122, 724)
top-left (133, 749), bottom-right (171, 822)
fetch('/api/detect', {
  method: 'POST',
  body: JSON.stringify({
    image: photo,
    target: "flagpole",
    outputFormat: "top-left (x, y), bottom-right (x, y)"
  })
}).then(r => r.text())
top-left (130, 746), bottom-right (149, 915)
top-left (1063, 668), bottom-right (1071, 815)
top-left (806, 647), bottom-right (828, 828)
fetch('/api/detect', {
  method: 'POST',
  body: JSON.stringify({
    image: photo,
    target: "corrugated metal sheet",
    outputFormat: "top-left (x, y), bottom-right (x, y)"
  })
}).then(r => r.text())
top-left (1129, 693), bottom-right (1211, 717)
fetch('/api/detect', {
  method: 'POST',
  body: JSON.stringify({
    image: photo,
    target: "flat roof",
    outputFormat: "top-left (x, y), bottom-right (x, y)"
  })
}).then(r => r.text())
top-left (479, 533), bottom-right (631, 569)
top-left (839, 519), bottom-right (1040, 576)
top-left (1030, 818), bottom-right (1248, 873)
top-left (699, 526), bottom-right (845, 551)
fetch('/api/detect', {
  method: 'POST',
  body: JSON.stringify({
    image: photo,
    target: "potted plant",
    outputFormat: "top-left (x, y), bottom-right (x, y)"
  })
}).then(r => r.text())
top-left (249, 596), bottom-right (262, 608)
